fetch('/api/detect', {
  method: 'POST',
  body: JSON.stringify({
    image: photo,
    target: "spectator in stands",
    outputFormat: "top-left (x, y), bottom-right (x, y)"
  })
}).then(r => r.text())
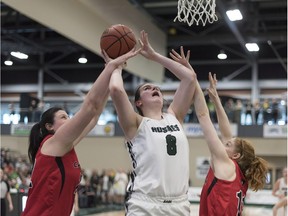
top-left (8, 102), bottom-right (15, 124)
top-left (285, 101), bottom-right (288, 124)
top-left (22, 48), bottom-right (140, 216)
top-left (8, 102), bottom-right (15, 116)
top-left (90, 169), bottom-right (101, 205)
top-left (113, 169), bottom-right (128, 204)
top-left (70, 193), bottom-right (79, 216)
top-left (186, 106), bottom-right (197, 123)
top-left (0, 150), bottom-right (4, 166)
top-left (272, 167), bottom-right (287, 216)
top-left (253, 100), bottom-right (261, 125)
top-left (78, 169), bottom-right (88, 208)
top-left (0, 168), bottom-right (13, 216)
top-left (262, 99), bottom-right (271, 124)
top-left (101, 169), bottom-right (110, 204)
top-left (207, 98), bottom-right (217, 123)
top-left (34, 99), bottom-right (45, 122)
top-left (19, 93), bottom-right (31, 123)
top-left (271, 98), bottom-right (279, 124)
top-left (224, 98), bottom-right (235, 123)
top-left (29, 97), bottom-right (39, 122)
top-left (18, 174), bottom-right (30, 193)
top-left (234, 99), bottom-right (243, 124)
top-left (84, 180), bottom-right (96, 207)
top-left (108, 169), bottom-right (116, 204)
top-left (244, 100), bottom-right (253, 125)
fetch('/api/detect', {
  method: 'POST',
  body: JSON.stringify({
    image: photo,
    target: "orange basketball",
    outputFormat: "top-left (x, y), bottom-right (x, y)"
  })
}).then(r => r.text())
top-left (100, 24), bottom-right (137, 59)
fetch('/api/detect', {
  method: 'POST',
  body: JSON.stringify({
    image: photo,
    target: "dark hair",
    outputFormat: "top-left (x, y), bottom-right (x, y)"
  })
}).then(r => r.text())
top-left (28, 107), bottom-right (63, 164)
top-left (234, 137), bottom-right (268, 191)
top-left (134, 83), bottom-right (146, 116)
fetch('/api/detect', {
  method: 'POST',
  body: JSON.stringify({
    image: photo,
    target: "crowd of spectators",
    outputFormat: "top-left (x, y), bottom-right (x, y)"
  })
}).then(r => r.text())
top-left (185, 97), bottom-right (287, 125)
top-left (3, 97), bottom-right (287, 126)
top-left (0, 148), bottom-right (129, 211)
top-left (77, 168), bottom-right (129, 208)
top-left (0, 148), bottom-right (31, 194)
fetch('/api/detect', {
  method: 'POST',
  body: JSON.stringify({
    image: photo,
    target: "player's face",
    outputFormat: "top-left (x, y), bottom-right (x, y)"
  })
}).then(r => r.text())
top-left (52, 110), bottom-right (70, 131)
top-left (224, 138), bottom-right (238, 159)
top-left (139, 83), bottom-right (163, 104)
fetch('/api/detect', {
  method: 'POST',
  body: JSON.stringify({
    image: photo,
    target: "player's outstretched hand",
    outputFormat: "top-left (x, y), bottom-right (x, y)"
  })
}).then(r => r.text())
top-left (169, 46), bottom-right (192, 70)
top-left (139, 30), bottom-right (157, 60)
top-left (102, 46), bottom-right (140, 68)
top-left (207, 72), bottom-right (218, 102)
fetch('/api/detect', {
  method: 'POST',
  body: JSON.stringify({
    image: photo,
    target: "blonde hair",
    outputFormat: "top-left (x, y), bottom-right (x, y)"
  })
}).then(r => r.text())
top-left (234, 137), bottom-right (269, 191)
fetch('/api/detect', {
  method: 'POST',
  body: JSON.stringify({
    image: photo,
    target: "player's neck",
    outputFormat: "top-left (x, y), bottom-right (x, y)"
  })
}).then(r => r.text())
top-left (144, 110), bottom-right (163, 120)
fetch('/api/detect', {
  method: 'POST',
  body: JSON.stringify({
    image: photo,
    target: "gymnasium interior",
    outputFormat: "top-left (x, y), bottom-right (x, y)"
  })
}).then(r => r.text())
top-left (1, 0), bottom-right (287, 215)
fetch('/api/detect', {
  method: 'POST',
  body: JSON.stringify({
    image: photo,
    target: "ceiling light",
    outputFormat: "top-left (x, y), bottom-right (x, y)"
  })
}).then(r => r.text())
top-left (226, 9), bottom-right (243, 21)
top-left (217, 50), bottom-right (227, 60)
top-left (78, 55), bottom-right (87, 64)
top-left (245, 43), bottom-right (259, 52)
top-left (4, 57), bottom-right (13, 66)
top-left (10, 51), bottom-right (28, 59)
top-left (168, 27), bottom-right (177, 35)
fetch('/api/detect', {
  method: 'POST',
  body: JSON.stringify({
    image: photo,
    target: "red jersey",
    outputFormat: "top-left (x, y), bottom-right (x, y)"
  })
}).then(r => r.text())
top-left (199, 160), bottom-right (248, 216)
top-left (22, 135), bottom-right (81, 216)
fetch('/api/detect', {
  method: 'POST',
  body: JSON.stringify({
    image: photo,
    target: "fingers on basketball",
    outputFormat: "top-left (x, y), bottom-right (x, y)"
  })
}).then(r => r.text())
top-left (100, 24), bottom-right (137, 59)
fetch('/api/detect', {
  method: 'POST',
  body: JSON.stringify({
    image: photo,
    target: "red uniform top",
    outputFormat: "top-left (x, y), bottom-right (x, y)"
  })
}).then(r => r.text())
top-left (199, 160), bottom-right (248, 216)
top-left (22, 135), bottom-right (81, 216)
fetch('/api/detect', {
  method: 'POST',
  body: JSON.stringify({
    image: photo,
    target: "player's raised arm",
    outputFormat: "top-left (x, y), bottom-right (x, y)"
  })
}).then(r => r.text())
top-left (139, 32), bottom-right (196, 123)
top-left (206, 72), bottom-right (233, 143)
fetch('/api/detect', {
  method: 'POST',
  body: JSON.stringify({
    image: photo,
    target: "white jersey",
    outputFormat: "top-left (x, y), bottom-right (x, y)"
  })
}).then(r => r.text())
top-left (279, 177), bottom-right (287, 196)
top-left (126, 113), bottom-right (189, 197)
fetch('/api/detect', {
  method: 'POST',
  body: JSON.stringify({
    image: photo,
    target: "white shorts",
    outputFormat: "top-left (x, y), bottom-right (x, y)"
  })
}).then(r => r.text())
top-left (125, 192), bottom-right (190, 216)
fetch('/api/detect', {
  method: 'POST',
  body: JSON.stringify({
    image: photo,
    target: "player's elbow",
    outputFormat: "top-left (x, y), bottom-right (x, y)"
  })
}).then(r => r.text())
top-left (185, 63), bottom-right (197, 77)
top-left (109, 84), bottom-right (125, 99)
top-left (185, 69), bottom-right (197, 85)
top-left (196, 111), bottom-right (210, 120)
top-left (190, 69), bottom-right (197, 79)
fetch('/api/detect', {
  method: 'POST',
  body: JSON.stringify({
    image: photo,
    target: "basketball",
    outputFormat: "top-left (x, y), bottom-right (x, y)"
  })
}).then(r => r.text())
top-left (100, 24), bottom-right (137, 59)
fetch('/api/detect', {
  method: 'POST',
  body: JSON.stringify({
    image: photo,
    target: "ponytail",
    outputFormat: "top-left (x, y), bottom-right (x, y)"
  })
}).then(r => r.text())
top-left (235, 138), bottom-right (269, 191)
top-left (28, 107), bottom-right (63, 164)
top-left (245, 156), bottom-right (268, 191)
top-left (28, 123), bottom-right (43, 164)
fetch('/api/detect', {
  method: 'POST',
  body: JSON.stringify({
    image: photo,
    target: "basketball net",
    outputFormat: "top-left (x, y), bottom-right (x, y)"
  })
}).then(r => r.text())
top-left (174, 0), bottom-right (218, 26)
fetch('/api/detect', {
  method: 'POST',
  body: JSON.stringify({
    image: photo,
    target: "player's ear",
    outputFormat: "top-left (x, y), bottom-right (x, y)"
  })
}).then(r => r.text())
top-left (45, 123), bottom-right (54, 132)
top-left (135, 100), bottom-right (142, 107)
top-left (232, 152), bottom-right (241, 160)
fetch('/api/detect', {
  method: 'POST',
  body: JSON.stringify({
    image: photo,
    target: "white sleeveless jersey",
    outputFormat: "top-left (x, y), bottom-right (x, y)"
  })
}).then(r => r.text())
top-left (126, 113), bottom-right (189, 197)
top-left (279, 177), bottom-right (287, 196)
